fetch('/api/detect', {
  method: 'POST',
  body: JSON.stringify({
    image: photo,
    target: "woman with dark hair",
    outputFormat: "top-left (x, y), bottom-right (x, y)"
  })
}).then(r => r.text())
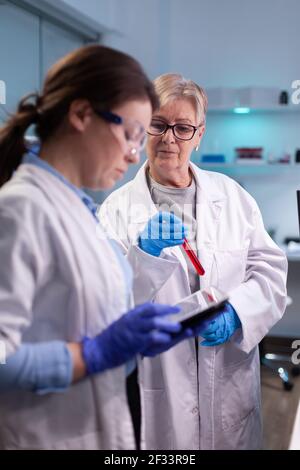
top-left (0, 46), bottom-right (193, 450)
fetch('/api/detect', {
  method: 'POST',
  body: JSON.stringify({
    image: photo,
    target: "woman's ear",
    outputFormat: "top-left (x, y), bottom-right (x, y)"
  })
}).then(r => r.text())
top-left (195, 125), bottom-right (205, 150)
top-left (199, 125), bottom-right (205, 139)
top-left (68, 100), bottom-right (93, 132)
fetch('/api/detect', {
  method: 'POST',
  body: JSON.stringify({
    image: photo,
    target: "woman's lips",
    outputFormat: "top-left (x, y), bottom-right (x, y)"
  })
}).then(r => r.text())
top-left (115, 168), bottom-right (126, 176)
top-left (157, 150), bottom-right (177, 155)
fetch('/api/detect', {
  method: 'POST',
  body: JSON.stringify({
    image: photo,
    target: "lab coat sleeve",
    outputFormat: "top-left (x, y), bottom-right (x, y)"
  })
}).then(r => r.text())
top-left (0, 205), bottom-right (48, 356)
top-left (98, 201), bottom-right (181, 305)
top-left (229, 203), bottom-right (288, 354)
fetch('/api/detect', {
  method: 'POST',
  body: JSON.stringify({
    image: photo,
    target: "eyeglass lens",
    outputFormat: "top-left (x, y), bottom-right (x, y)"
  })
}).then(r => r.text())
top-left (148, 120), bottom-right (196, 140)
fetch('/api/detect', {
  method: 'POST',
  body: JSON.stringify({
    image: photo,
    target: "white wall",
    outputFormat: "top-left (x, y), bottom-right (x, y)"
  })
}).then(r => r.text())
top-left (62, 0), bottom-right (168, 78)
top-left (168, 0), bottom-right (300, 89)
top-left (61, 0), bottom-right (116, 29)
top-left (63, 0), bottom-right (300, 87)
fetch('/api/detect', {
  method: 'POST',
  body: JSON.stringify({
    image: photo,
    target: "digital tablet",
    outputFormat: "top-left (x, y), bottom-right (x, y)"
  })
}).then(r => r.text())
top-left (170, 287), bottom-right (228, 329)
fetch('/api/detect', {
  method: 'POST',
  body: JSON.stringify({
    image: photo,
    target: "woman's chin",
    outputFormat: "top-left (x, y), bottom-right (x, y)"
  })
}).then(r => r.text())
top-left (158, 159), bottom-right (178, 171)
top-left (101, 178), bottom-right (117, 190)
top-left (87, 177), bottom-right (115, 191)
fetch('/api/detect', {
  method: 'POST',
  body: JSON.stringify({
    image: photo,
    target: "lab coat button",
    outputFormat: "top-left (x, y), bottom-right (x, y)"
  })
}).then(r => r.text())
top-left (192, 406), bottom-right (199, 415)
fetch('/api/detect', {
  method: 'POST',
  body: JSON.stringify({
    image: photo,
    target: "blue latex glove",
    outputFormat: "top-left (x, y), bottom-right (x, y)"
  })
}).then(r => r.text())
top-left (195, 302), bottom-right (241, 347)
top-left (138, 211), bottom-right (187, 257)
top-left (82, 303), bottom-right (189, 374)
top-left (142, 327), bottom-right (194, 357)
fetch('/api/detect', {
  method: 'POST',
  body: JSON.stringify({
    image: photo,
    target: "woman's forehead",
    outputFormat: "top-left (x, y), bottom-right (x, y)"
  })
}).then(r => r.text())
top-left (154, 97), bottom-right (197, 122)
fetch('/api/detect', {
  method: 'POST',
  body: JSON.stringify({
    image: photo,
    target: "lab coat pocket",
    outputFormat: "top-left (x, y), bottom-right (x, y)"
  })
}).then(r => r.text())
top-left (143, 389), bottom-right (173, 450)
top-left (220, 352), bottom-right (259, 431)
top-left (213, 248), bottom-right (248, 292)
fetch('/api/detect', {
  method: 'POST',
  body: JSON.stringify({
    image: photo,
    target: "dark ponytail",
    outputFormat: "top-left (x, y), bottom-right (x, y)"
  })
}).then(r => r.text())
top-left (0, 45), bottom-right (158, 188)
top-left (0, 93), bottom-right (40, 186)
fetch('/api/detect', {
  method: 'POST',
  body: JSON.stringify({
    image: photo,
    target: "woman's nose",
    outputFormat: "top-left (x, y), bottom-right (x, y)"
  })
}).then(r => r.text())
top-left (126, 148), bottom-right (140, 164)
top-left (161, 128), bottom-right (175, 144)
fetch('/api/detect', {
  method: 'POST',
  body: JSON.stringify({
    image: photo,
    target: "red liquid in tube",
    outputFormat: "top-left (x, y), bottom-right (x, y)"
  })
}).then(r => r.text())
top-left (182, 238), bottom-right (205, 276)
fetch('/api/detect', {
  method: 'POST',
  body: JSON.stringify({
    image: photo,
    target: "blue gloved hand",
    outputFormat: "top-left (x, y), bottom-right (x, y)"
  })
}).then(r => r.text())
top-left (142, 327), bottom-right (194, 357)
top-left (138, 211), bottom-right (187, 257)
top-left (82, 303), bottom-right (186, 374)
top-left (194, 302), bottom-right (241, 347)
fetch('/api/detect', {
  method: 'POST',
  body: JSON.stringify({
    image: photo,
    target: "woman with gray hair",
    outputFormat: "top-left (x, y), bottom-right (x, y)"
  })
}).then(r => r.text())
top-left (99, 73), bottom-right (287, 450)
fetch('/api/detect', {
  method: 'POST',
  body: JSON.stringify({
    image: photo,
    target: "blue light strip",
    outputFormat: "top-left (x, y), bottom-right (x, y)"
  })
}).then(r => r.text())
top-left (234, 107), bottom-right (250, 114)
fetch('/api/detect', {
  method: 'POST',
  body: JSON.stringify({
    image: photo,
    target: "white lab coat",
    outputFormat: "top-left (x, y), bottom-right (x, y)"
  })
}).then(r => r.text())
top-left (99, 162), bottom-right (287, 450)
top-left (0, 164), bottom-right (135, 450)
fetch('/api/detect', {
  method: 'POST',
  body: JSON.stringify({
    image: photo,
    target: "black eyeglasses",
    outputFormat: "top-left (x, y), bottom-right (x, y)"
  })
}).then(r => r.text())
top-left (147, 119), bottom-right (201, 141)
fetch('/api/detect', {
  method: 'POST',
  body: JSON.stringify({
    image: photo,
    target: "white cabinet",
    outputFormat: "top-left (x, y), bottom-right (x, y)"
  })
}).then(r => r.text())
top-left (0, 0), bottom-right (94, 123)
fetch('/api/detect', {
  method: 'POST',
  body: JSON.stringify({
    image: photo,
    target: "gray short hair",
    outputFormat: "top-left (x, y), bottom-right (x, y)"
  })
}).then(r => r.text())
top-left (153, 73), bottom-right (208, 124)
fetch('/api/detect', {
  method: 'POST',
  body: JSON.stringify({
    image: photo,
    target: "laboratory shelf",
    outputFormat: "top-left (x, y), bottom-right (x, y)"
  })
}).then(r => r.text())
top-left (194, 162), bottom-right (300, 178)
top-left (207, 105), bottom-right (300, 114)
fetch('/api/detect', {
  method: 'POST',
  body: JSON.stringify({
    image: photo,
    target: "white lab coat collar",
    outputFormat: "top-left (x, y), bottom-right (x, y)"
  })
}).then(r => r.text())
top-left (189, 161), bottom-right (227, 203)
top-left (130, 161), bottom-right (227, 221)
top-left (129, 161), bottom-right (228, 287)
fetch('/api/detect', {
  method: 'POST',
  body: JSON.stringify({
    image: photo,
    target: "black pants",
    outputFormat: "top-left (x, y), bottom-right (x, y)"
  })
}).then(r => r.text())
top-left (126, 367), bottom-right (141, 450)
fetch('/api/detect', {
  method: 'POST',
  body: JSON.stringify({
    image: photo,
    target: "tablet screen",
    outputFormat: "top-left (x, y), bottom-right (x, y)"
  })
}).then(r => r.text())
top-left (170, 287), bottom-right (228, 328)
